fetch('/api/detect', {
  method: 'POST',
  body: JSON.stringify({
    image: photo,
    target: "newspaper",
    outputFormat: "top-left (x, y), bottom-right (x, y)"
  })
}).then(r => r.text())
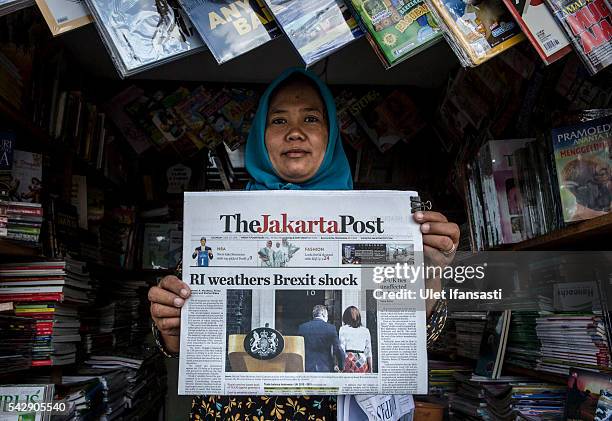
top-left (337, 395), bottom-right (415, 421)
top-left (179, 191), bottom-right (428, 395)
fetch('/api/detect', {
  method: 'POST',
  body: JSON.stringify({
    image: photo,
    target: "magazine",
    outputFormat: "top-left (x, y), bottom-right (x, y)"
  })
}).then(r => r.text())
top-left (178, 0), bottom-right (280, 64)
top-left (179, 191), bottom-right (428, 395)
top-left (544, 0), bottom-right (612, 75)
top-left (264, 0), bottom-right (363, 66)
top-left (425, 0), bottom-right (525, 66)
top-left (0, 384), bottom-right (55, 421)
top-left (501, 0), bottom-right (571, 64)
top-left (35, 0), bottom-right (91, 36)
top-left (567, 369), bottom-right (612, 421)
top-left (551, 114), bottom-right (611, 222)
top-left (83, 0), bottom-right (205, 78)
top-left (348, 0), bottom-right (443, 68)
top-left (10, 150), bottom-right (43, 204)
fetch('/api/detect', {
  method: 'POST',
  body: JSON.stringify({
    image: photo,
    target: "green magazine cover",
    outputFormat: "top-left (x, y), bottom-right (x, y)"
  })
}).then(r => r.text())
top-left (349, 0), bottom-right (442, 67)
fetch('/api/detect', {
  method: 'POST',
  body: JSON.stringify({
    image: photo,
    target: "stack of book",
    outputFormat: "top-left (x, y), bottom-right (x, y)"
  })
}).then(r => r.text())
top-left (84, 349), bottom-right (167, 419)
top-left (428, 360), bottom-right (474, 398)
top-left (0, 313), bottom-right (36, 373)
top-left (450, 311), bottom-right (487, 360)
top-left (484, 382), bottom-right (566, 419)
top-left (0, 201), bottom-right (43, 246)
top-left (0, 259), bottom-right (91, 366)
top-left (52, 377), bottom-right (106, 420)
top-left (536, 314), bottom-right (611, 375)
top-left (465, 138), bottom-right (563, 250)
top-left (504, 296), bottom-right (554, 370)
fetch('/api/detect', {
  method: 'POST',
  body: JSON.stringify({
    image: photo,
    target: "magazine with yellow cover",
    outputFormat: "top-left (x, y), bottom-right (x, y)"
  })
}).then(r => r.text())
top-left (426, 0), bottom-right (525, 66)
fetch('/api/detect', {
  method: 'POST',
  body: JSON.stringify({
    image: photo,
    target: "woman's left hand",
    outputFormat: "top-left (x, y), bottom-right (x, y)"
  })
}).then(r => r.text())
top-left (413, 211), bottom-right (460, 267)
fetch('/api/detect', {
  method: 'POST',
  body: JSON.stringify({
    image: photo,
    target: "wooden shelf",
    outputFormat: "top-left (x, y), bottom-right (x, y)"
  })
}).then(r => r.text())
top-left (499, 213), bottom-right (612, 251)
top-left (0, 238), bottom-right (41, 257)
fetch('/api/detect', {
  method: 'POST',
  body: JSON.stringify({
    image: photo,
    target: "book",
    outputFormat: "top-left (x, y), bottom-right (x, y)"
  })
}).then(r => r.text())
top-left (544, 0), bottom-right (612, 75)
top-left (264, 0), bottom-right (363, 65)
top-left (10, 150), bottom-right (43, 204)
top-left (178, 0), bottom-right (280, 64)
top-left (106, 86), bottom-right (156, 154)
top-left (475, 310), bottom-right (512, 379)
top-left (426, 0), bottom-right (525, 66)
top-left (35, 0), bottom-right (92, 36)
top-left (501, 0), bottom-right (572, 64)
top-left (0, 131), bottom-right (15, 199)
top-left (83, 0), bottom-right (205, 77)
top-left (551, 114), bottom-right (611, 223)
top-left (348, 0), bottom-right (443, 68)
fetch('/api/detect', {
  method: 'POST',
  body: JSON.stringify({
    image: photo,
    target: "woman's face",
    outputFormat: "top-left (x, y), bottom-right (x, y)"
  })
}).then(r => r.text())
top-left (265, 81), bottom-right (328, 184)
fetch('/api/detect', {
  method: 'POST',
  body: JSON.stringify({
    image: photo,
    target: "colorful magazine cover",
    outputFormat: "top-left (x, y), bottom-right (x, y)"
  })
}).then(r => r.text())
top-left (501, 0), bottom-right (572, 64)
top-left (426, 0), bottom-right (525, 66)
top-left (544, 0), bottom-right (611, 75)
top-left (567, 369), bottom-right (612, 421)
top-left (264, 0), bottom-right (363, 65)
top-left (348, 0), bottom-right (443, 67)
top-left (177, 0), bottom-right (280, 64)
top-left (551, 114), bottom-right (611, 222)
top-left (35, 0), bottom-right (92, 36)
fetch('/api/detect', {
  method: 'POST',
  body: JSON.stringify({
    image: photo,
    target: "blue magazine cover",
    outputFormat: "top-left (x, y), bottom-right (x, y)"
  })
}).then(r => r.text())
top-left (178, 0), bottom-right (280, 64)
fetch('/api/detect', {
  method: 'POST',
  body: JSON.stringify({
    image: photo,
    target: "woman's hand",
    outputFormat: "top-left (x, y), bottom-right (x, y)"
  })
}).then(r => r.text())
top-left (413, 211), bottom-right (460, 267)
top-left (148, 275), bottom-right (191, 354)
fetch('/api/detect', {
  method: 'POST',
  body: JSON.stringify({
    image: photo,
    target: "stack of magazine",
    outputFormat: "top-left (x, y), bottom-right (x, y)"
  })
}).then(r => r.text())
top-left (347, 0), bottom-right (443, 68)
top-left (84, 0), bottom-right (206, 78)
top-left (264, 0), bottom-right (363, 66)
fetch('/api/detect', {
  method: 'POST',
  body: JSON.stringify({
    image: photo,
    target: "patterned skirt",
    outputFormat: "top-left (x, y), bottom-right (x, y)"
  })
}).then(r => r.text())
top-left (343, 352), bottom-right (370, 373)
top-left (190, 395), bottom-right (337, 421)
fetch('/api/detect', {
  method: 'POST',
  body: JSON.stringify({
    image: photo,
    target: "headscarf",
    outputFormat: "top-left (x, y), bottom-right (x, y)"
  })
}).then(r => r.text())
top-left (246, 67), bottom-right (353, 191)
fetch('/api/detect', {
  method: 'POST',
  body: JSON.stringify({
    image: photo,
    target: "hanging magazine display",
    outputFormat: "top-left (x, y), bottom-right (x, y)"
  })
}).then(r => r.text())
top-left (348, 0), bottom-right (443, 68)
top-left (35, 0), bottom-right (92, 36)
top-left (177, 0), bottom-right (280, 64)
top-left (501, 0), bottom-right (571, 64)
top-left (551, 114), bottom-right (611, 222)
top-left (544, 0), bottom-right (612, 75)
top-left (179, 191), bottom-right (428, 395)
top-left (0, 0), bottom-right (34, 17)
top-left (84, 0), bottom-right (205, 78)
top-left (425, 0), bottom-right (525, 66)
top-left (264, 0), bottom-right (363, 66)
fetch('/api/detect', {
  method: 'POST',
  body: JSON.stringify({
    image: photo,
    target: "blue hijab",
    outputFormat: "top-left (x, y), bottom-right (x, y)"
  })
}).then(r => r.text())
top-left (246, 68), bottom-right (353, 191)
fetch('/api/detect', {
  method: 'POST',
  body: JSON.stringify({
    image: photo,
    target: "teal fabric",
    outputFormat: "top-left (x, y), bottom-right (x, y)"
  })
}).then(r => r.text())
top-left (245, 67), bottom-right (353, 191)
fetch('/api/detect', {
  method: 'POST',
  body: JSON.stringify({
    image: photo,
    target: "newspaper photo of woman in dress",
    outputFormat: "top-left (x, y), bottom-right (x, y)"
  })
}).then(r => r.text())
top-left (339, 305), bottom-right (373, 373)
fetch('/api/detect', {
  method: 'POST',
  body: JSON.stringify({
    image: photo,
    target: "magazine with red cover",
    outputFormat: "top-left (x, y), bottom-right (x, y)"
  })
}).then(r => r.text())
top-left (544, 0), bottom-right (612, 75)
top-left (502, 0), bottom-right (572, 64)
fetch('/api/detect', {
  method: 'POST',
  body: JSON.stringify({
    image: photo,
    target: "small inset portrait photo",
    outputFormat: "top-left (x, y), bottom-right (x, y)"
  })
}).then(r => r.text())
top-left (192, 236), bottom-right (214, 267)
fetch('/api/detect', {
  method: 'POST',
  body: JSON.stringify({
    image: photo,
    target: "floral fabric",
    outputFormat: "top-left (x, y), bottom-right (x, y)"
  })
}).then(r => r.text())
top-left (190, 395), bottom-right (337, 421)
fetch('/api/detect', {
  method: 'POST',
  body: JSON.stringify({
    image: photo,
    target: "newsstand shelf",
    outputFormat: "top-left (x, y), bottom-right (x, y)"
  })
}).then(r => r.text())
top-left (501, 213), bottom-right (612, 251)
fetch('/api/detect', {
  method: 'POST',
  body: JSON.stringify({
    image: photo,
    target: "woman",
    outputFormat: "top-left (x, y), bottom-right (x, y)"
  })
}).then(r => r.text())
top-left (339, 306), bottom-right (372, 374)
top-left (148, 67), bottom-right (460, 420)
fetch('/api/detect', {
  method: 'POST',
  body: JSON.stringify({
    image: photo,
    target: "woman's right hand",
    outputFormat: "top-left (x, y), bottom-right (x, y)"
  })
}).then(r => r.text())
top-left (148, 275), bottom-right (191, 354)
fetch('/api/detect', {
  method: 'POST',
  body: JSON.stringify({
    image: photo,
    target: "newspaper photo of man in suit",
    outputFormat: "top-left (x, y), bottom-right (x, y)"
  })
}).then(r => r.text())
top-left (192, 237), bottom-right (213, 267)
top-left (298, 305), bottom-right (345, 373)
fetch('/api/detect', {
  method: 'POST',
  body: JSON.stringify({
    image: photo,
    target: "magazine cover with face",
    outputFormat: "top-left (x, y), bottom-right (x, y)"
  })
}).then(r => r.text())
top-left (552, 114), bottom-right (611, 222)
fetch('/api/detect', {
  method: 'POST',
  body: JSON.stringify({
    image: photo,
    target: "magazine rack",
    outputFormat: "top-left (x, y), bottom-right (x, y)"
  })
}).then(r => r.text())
top-left (227, 334), bottom-right (305, 372)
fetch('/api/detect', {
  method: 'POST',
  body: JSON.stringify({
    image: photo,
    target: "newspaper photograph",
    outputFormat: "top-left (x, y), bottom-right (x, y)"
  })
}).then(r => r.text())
top-left (178, 190), bottom-right (428, 395)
